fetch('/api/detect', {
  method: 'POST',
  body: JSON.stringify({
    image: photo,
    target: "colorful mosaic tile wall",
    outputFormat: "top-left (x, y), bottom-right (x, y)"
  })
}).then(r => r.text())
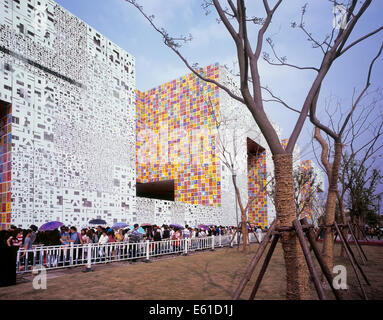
top-left (300, 160), bottom-right (313, 218)
top-left (282, 138), bottom-right (289, 150)
top-left (136, 65), bottom-right (221, 207)
top-left (0, 104), bottom-right (11, 230)
top-left (247, 151), bottom-right (267, 227)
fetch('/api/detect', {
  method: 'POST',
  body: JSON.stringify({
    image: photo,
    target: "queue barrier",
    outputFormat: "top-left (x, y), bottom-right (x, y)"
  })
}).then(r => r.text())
top-left (15, 232), bottom-right (261, 274)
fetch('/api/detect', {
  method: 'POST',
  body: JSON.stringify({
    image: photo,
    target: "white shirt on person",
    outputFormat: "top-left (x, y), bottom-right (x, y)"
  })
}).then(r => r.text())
top-left (183, 229), bottom-right (190, 239)
top-left (98, 234), bottom-right (109, 245)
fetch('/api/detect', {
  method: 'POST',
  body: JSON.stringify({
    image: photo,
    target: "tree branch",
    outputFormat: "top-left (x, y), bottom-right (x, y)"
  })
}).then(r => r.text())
top-left (339, 26), bottom-right (383, 57)
top-left (263, 37), bottom-right (319, 72)
top-left (339, 41), bottom-right (383, 135)
top-left (314, 127), bottom-right (333, 178)
top-left (127, 0), bottom-right (246, 105)
top-left (261, 86), bottom-right (302, 114)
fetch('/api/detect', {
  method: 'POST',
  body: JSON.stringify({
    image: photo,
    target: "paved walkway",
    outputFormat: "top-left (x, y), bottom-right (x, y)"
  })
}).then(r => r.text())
top-left (15, 246), bottom-right (226, 285)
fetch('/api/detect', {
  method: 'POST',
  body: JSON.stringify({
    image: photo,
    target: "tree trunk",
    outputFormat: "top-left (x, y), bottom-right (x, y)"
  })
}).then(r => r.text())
top-left (338, 193), bottom-right (348, 257)
top-left (358, 216), bottom-right (364, 240)
top-left (322, 142), bottom-right (342, 273)
top-left (352, 215), bottom-right (360, 239)
top-left (232, 174), bottom-right (249, 252)
top-left (338, 194), bottom-right (348, 225)
top-left (241, 214), bottom-right (249, 253)
top-left (274, 154), bottom-right (310, 300)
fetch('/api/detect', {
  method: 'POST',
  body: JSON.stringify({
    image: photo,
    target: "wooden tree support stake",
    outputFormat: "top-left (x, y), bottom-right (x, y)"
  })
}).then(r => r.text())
top-left (333, 231), bottom-right (338, 244)
top-left (293, 219), bottom-right (327, 300)
top-left (317, 222), bottom-right (367, 265)
top-left (232, 220), bottom-right (276, 300)
top-left (301, 218), bottom-right (343, 300)
top-left (249, 234), bottom-right (280, 300)
top-left (234, 219), bottom-right (359, 300)
top-left (355, 223), bottom-right (369, 241)
top-left (334, 222), bottom-right (369, 300)
top-left (230, 221), bottom-right (261, 248)
top-left (315, 226), bottom-right (323, 241)
top-left (347, 222), bottom-right (368, 263)
top-left (335, 222), bottom-right (370, 285)
top-left (247, 221), bottom-right (260, 244)
top-left (229, 229), bottom-right (237, 247)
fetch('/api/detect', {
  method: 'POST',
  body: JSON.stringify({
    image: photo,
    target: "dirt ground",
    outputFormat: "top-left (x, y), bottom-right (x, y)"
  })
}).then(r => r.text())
top-left (0, 242), bottom-right (382, 300)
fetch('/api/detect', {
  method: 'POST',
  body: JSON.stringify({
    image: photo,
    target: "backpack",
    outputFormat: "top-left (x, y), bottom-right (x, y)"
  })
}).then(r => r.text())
top-left (163, 230), bottom-right (170, 239)
top-left (153, 231), bottom-right (162, 241)
top-left (128, 232), bottom-right (141, 243)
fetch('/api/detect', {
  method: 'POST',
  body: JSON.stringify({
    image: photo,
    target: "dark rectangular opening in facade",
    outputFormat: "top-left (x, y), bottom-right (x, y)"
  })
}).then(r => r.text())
top-left (136, 180), bottom-right (175, 201)
top-left (0, 100), bottom-right (10, 118)
top-left (247, 137), bottom-right (265, 156)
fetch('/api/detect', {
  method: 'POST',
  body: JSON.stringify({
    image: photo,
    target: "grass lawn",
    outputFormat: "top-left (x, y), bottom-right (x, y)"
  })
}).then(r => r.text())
top-left (0, 242), bottom-right (382, 300)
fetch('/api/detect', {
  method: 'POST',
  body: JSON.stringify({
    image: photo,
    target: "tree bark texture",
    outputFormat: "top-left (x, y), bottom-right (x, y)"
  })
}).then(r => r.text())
top-left (241, 214), bottom-right (249, 252)
top-left (232, 174), bottom-right (249, 251)
top-left (274, 154), bottom-right (310, 299)
top-left (338, 193), bottom-right (348, 257)
top-left (322, 142), bottom-right (343, 272)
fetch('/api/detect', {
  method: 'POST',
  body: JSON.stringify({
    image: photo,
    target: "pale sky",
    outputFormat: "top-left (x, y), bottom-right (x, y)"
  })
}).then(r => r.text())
top-left (55, 0), bottom-right (383, 201)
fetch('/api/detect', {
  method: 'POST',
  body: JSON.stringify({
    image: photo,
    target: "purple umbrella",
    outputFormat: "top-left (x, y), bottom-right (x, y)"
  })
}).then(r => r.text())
top-left (170, 224), bottom-right (184, 230)
top-left (112, 222), bottom-right (129, 230)
top-left (198, 224), bottom-right (209, 230)
top-left (39, 221), bottom-right (64, 232)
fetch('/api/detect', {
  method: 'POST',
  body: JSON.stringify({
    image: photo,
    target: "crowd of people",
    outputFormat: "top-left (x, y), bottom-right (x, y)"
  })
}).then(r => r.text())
top-left (0, 223), bottom-right (266, 275)
top-left (0, 223), bottom-right (266, 251)
top-left (364, 225), bottom-right (383, 240)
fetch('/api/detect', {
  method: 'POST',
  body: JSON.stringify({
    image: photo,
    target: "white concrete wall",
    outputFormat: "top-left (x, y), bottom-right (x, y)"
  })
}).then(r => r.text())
top-left (0, 0), bottom-right (136, 228)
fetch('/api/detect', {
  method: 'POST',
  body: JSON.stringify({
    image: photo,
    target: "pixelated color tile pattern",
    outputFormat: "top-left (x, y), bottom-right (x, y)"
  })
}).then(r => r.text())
top-left (0, 105), bottom-right (11, 230)
top-left (136, 65), bottom-right (221, 207)
top-left (248, 151), bottom-right (267, 227)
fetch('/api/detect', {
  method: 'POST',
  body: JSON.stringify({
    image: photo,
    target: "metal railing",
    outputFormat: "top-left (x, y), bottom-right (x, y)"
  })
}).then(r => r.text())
top-left (15, 233), bottom-right (262, 274)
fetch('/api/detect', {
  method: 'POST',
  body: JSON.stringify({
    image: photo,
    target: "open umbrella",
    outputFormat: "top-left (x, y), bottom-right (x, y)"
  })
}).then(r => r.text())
top-left (39, 221), bottom-right (64, 232)
top-left (112, 222), bottom-right (129, 230)
top-left (140, 223), bottom-right (153, 229)
top-left (198, 224), bottom-right (209, 230)
top-left (137, 227), bottom-right (146, 234)
top-left (89, 219), bottom-right (107, 225)
top-left (170, 224), bottom-right (184, 230)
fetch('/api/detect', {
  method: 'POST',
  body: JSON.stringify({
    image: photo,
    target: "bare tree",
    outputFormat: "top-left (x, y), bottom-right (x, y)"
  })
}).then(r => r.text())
top-left (294, 166), bottom-right (321, 219)
top-left (338, 92), bottom-right (383, 236)
top-left (343, 155), bottom-right (382, 232)
top-left (126, 0), bottom-right (383, 299)
top-left (267, 165), bottom-right (323, 222)
top-left (213, 108), bottom-right (269, 251)
top-left (311, 42), bottom-right (382, 272)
